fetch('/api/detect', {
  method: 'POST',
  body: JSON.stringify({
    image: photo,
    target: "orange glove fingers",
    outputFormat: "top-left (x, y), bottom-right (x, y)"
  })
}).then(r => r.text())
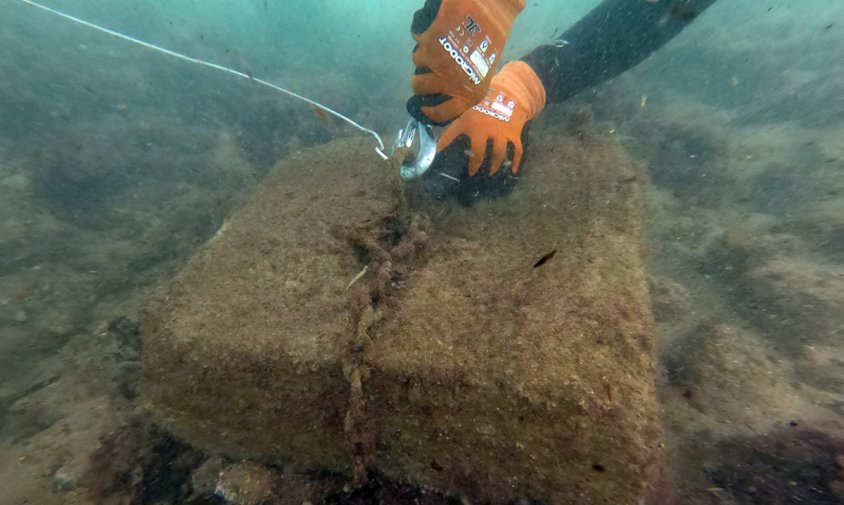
top-left (510, 141), bottom-right (524, 175)
top-left (434, 60), bottom-right (546, 179)
top-left (407, 0), bottom-right (526, 124)
top-left (467, 137), bottom-right (487, 177)
top-left (436, 122), bottom-right (483, 176)
top-left (487, 139), bottom-right (509, 176)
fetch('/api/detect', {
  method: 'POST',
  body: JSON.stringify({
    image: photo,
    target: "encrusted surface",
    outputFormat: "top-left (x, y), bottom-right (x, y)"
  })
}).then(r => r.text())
top-left (142, 133), bottom-right (662, 503)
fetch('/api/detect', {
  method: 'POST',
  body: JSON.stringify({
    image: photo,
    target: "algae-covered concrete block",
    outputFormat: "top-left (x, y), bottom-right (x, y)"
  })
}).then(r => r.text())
top-left (141, 140), bottom-right (399, 471)
top-left (142, 133), bottom-right (664, 503)
top-left (370, 133), bottom-right (663, 503)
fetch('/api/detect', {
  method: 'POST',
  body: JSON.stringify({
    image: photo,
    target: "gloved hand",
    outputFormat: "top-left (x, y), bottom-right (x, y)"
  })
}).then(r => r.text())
top-left (435, 60), bottom-right (546, 178)
top-left (407, 0), bottom-right (525, 126)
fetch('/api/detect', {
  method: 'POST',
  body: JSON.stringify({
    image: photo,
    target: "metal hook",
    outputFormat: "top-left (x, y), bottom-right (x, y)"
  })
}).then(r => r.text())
top-left (393, 118), bottom-right (437, 180)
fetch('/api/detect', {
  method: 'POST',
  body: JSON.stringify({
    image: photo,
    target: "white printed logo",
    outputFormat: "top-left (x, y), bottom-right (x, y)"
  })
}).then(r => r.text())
top-left (472, 104), bottom-right (512, 123)
top-left (438, 37), bottom-right (482, 85)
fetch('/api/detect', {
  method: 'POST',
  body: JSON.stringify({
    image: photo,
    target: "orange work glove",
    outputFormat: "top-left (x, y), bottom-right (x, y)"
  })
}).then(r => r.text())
top-left (436, 60), bottom-right (546, 178)
top-left (407, 0), bottom-right (525, 126)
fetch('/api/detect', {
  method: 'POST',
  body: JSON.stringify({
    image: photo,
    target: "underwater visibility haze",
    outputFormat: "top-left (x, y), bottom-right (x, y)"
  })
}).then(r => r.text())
top-left (1, 0), bottom-right (844, 504)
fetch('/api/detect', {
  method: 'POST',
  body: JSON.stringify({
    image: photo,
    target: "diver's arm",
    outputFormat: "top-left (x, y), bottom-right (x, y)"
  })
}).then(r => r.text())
top-left (521, 0), bottom-right (719, 104)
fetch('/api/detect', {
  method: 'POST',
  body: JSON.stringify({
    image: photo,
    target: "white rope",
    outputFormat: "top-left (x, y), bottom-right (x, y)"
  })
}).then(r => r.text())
top-left (19, 0), bottom-right (390, 160)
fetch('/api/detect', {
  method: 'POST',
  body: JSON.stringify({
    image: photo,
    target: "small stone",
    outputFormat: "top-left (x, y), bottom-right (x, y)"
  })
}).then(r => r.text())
top-left (190, 456), bottom-right (225, 498)
top-left (52, 466), bottom-right (77, 492)
top-left (834, 453), bottom-right (844, 470)
top-left (214, 462), bottom-right (279, 505)
top-left (13, 310), bottom-right (28, 323)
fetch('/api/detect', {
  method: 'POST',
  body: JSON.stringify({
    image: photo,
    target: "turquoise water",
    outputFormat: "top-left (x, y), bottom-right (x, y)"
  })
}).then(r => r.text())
top-left (1, 1), bottom-right (843, 503)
